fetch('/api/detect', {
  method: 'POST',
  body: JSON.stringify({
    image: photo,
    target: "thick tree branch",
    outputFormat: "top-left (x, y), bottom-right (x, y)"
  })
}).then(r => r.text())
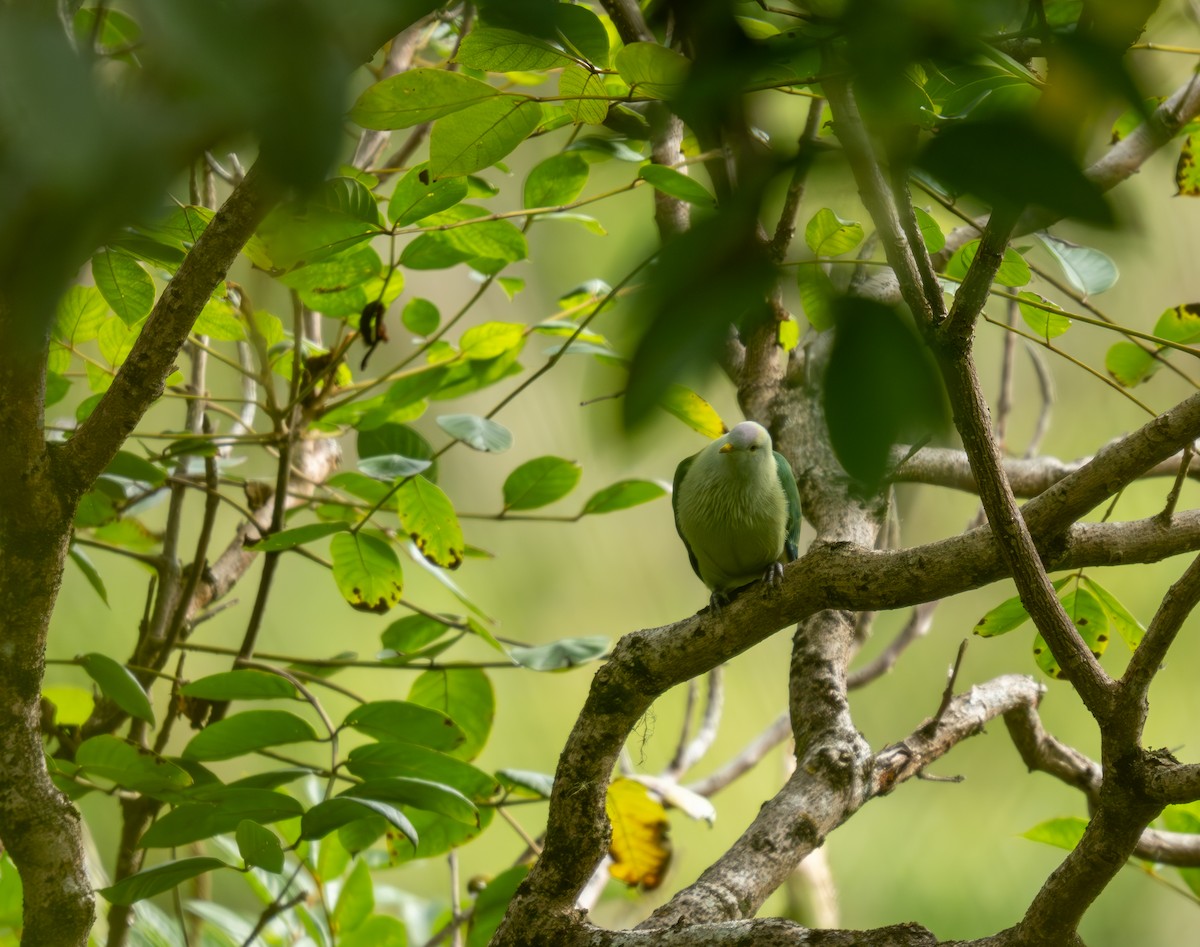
top-left (57, 162), bottom-right (280, 493)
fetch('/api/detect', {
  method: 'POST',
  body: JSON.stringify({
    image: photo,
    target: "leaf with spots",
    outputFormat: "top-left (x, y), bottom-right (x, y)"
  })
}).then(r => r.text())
top-left (330, 531), bottom-right (403, 613)
top-left (1081, 577), bottom-right (1145, 650)
top-left (396, 476), bottom-right (464, 570)
top-left (1177, 132), bottom-right (1200, 196)
top-left (1033, 585), bottom-right (1109, 680)
top-left (1153, 303), bottom-right (1200, 345)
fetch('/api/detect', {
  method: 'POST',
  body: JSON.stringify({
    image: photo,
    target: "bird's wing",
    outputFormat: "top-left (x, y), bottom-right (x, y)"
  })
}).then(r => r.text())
top-left (672, 453), bottom-right (703, 580)
top-left (774, 450), bottom-right (802, 561)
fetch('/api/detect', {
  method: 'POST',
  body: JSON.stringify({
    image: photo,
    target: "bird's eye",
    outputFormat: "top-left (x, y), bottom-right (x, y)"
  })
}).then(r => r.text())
top-left (750, 445), bottom-right (759, 451)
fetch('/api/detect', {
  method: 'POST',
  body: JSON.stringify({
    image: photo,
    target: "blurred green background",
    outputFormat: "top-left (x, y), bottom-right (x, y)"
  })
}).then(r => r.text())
top-left (41, 3), bottom-right (1200, 944)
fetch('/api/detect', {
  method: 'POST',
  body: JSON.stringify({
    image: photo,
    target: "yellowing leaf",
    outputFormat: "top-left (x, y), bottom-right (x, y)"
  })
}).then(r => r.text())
top-left (396, 476), bottom-right (465, 570)
top-left (659, 384), bottom-right (726, 439)
top-left (606, 777), bottom-right (671, 890)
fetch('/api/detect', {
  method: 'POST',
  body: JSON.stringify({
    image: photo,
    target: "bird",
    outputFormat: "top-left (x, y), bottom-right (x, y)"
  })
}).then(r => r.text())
top-left (672, 421), bottom-right (802, 609)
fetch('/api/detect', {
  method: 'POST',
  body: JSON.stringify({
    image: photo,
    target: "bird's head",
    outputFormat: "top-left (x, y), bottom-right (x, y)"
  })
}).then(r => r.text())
top-left (717, 421), bottom-right (772, 458)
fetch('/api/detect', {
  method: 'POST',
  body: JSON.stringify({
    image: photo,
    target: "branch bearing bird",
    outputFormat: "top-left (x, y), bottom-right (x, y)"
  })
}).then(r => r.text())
top-left (672, 421), bottom-right (801, 608)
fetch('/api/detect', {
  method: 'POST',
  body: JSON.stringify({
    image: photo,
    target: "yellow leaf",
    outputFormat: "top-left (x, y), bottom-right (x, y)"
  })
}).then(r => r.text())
top-left (659, 384), bottom-right (727, 440)
top-left (606, 777), bottom-right (671, 890)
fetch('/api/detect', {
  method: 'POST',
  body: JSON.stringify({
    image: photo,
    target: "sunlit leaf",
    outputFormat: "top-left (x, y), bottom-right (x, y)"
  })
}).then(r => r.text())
top-left (559, 64), bottom-right (609, 125)
top-left (301, 797), bottom-right (418, 849)
top-left (945, 240), bottom-right (1031, 287)
top-left (1152, 303), bottom-right (1200, 345)
top-left (92, 250), bottom-right (154, 326)
top-left (342, 700), bottom-right (466, 752)
top-left (615, 42), bottom-right (690, 99)
top-left (1105, 342), bottom-right (1159, 387)
top-left (804, 208), bottom-right (864, 257)
top-left (913, 207), bottom-right (945, 253)
top-left (331, 531), bottom-right (404, 613)
top-left (524, 153), bottom-right (590, 207)
top-left (455, 27), bottom-right (576, 72)
top-left (180, 670), bottom-right (298, 701)
top-left (396, 476), bottom-right (465, 569)
top-left (351, 69), bottom-right (500, 130)
top-left (429, 96), bottom-right (543, 179)
top-left (389, 163), bottom-right (469, 227)
top-left (76, 736), bottom-right (192, 795)
top-left (796, 265), bottom-right (836, 331)
top-left (659, 385), bottom-right (726, 439)
top-left (1081, 577), bottom-right (1145, 650)
top-left (249, 521), bottom-right (349, 552)
top-left (1022, 816), bottom-right (1088, 851)
top-left (1017, 292), bottom-right (1072, 340)
top-left (606, 777), bottom-right (670, 889)
top-left (334, 857), bottom-right (374, 933)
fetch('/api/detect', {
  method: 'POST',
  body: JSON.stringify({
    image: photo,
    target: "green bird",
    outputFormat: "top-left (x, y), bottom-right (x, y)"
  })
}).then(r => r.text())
top-left (672, 421), bottom-right (802, 608)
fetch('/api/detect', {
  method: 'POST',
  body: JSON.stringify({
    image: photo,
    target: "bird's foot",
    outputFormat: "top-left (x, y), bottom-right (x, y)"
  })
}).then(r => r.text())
top-left (762, 561), bottom-right (785, 589)
top-left (707, 589), bottom-right (732, 614)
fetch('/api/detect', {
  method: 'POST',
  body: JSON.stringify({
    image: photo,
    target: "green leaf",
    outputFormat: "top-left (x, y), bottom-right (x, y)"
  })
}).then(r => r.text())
top-left (76, 736), bottom-right (192, 795)
top-left (92, 250), bottom-right (154, 326)
top-left (182, 710), bottom-right (319, 761)
top-left (359, 424), bottom-right (437, 482)
top-left (382, 614), bottom-right (454, 653)
top-left (42, 686), bottom-right (94, 728)
top-left (945, 240), bottom-right (1031, 287)
top-left (279, 247), bottom-right (385, 318)
top-left (401, 206), bottom-right (528, 273)
top-left (615, 42), bottom-right (690, 99)
top-left (639, 165), bottom-right (715, 206)
top-left (455, 27), bottom-right (576, 72)
top-left (796, 265), bottom-right (837, 331)
top-left (659, 384), bottom-right (726, 439)
top-left (258, 178), bottom-right (385, 269)
top-left (913, 208), bottom-right (945, 253)
top-left (193, 296), bottom-right (247, 340)
top-left (1061, 586), bottom-right (1110, 659)
top-left (141, 789), bottom-right (303, 847)
top-left (351, 69), bottom-right (500, 130)
top-left (436, 414), bottom-right (514, 452)
top-left (403, 298), bottom-right (441, 335)
top-left (460, 321), bottom-right (525, 360)
top-left (1022, 816), bottom-right (1088, 851)
top-left (804, 208), bottom-right (864, 257)
top-left (344, 776), bottom-right (478, 826)
top-left (496, 769), bottom-right (555, 799)
top-left (301, 797), bottom-right (418, 849)
top-left (1039, 234), bottom-right (1118, 296)
top-left (236, 819), bottom-right (284, 873)
top-left (1178, 131), bottom-right (1200, 196)
top-left (385, 806), bottom-right (494, 863)
top-left (509, 636), bottom-right (609, 671)
top-left (408, 669), bottom-right (494, 761)
top-left (358, 454), bottom-right (433, 481)
top-left (249, 521), bottom-right (349, 552)
top-left (975, 576), bottom-right (1071, 638)
top-left (467, 864), bottom-right (530, 947)
top-left (79, 652), bottom-right (154, 725)
top-left (389, 163), bottom-right (469, 226)
top-left (1081, 577), bottom-right (1146, 650)
top-left (340, 915), bottom-right (408, 947)
top-left (69, 546), bottom-right (108, 606)
top-left (429, 96), bottom-right (543, 179)
top-left (335, 858), bottom-right (374, 934)
top-left (342, 700), bottom-right (466, 752)
top-left (502, 456), bottom-right (582, 511)
top-left (582, 480), bottom-right (667, 514)
top-left (552, 1), bottom-right (608, 62)
top-left (395, 476), bottom-right (465, 569)
top-left (345, 744), bottom-right (499, 805)
top-left (1031, 630), bottom-right (1061, 676)
top-left (1152, 303), bottom-right (1200, 345)
top-left (55, 284), bottom-right (109, 343)
top-left (98, 857), bottom-right (227, 906)
top-left (1105, 342), bottom-right (1159, 387)
top-left (559, 64), bottom-right (609, 125)
top-left (331, 532), bottom-right (404, 614)
top-left (1017, 292), bottom-right (1071, 340)
top-left (180, 670), bottom-right (298, 701)
top-left (524, 153), bottom-right (590, 207)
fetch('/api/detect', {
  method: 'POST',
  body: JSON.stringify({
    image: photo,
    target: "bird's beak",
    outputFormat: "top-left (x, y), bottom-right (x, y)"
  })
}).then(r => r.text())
top-left (719, 443), bottom-right (734, 453)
